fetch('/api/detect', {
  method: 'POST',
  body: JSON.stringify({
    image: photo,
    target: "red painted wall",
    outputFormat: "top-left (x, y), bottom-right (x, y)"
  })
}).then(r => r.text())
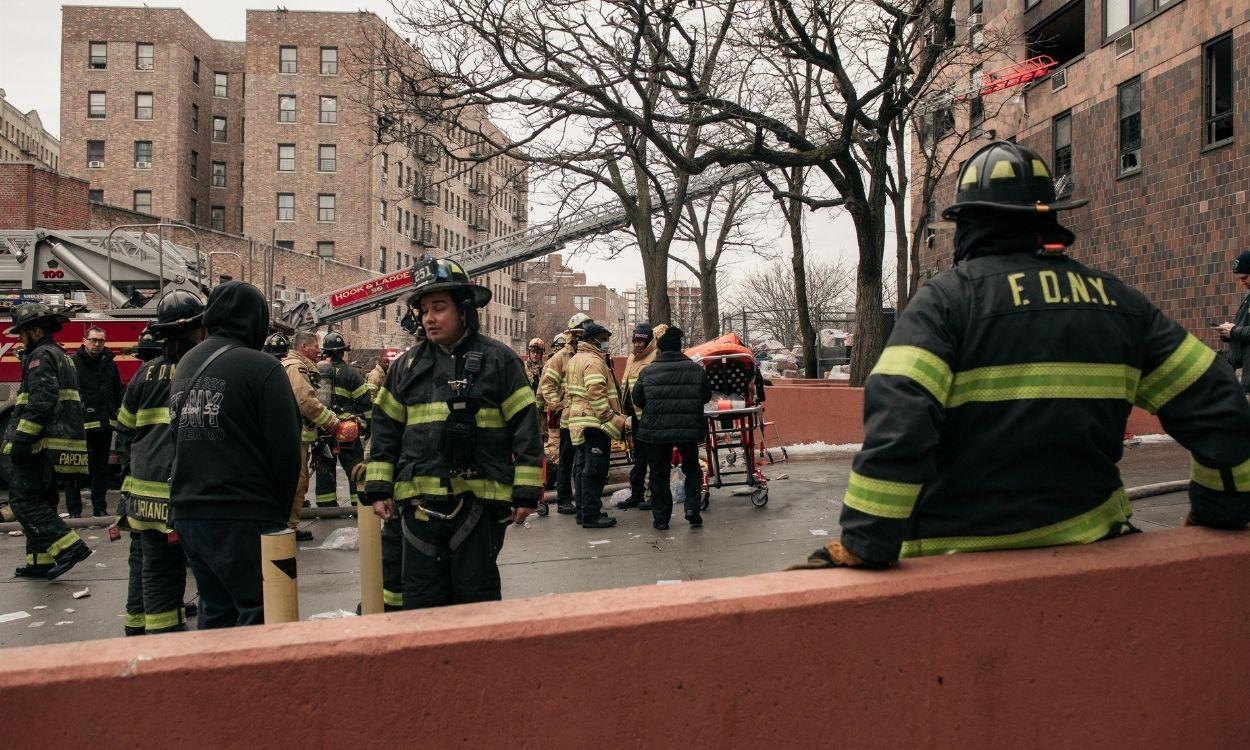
top-left (0, 529), bottom-right (1247, 747)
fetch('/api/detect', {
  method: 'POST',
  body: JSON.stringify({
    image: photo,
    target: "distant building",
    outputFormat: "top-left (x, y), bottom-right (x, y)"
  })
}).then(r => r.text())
top-left (626, 280), bottom-right (704, 342)
top-left (0, 89), bottom-right (59, 170)
top-left (525, 253), bottom-right (629, 353)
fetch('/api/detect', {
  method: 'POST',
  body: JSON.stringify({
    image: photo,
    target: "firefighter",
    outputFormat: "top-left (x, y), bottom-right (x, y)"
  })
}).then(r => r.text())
top-left (365, 258), bottom-right (543, 609)
top-left (539, 315), bottom-right (593, 515)
top-left (365, 352), bottom-right (390, 400)
top-left (263, 332), bottom-right (291, 358)
top-left (67, 325), bottom-right (123, 517)
top-left (536, 334), bottom-right (567, 498)
top-left (314, 332), bottom-right (371, 507)
top-left (115, 290), bottom-right (205, 635)
top-left (281, 331), bottom-right (339, 543)
top-left (791, 141), bottom-right (1250, 570)
top-left (619, 322), bottom-right (667, 510)
top-left (4, 303), bottom-right (93, 580)
top-left (567, 322), bottom-right (627, 528)
top-left (356, 347), bottom-right (403, 609)
top-left (525, 338), bottom-right (546, 391)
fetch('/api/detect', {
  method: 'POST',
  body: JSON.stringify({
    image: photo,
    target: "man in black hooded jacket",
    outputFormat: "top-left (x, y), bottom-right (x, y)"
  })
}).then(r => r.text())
top-left (67, 326), bottom-right (124, 517)
top-left (168, 281), bottom-right (302, 628)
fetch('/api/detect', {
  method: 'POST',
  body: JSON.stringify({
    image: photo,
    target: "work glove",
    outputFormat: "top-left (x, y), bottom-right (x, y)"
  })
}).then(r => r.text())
top-left (785, 541), bottom-right (872, 571)
top-left (9, 441), bottom-right (35, 467)
top-left (350, 462), bottom-right (367, 488)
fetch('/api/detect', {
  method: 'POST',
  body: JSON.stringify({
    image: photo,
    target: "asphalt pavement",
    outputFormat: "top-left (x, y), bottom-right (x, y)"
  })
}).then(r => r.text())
top-left (0, 440), bottom-right (1193, 648)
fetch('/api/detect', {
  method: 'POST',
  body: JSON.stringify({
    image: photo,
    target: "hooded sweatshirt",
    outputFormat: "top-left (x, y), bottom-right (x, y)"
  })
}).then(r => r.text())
top-left (168, 282), bottom-right (301, 524)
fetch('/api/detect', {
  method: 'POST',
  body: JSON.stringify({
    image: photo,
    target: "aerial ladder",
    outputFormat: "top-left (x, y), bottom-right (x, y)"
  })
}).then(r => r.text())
top-left (285, 162), bottom-right (760, 331)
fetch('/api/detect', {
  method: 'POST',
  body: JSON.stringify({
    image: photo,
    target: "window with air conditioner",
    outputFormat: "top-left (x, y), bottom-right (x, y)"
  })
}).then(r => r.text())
top-left (136, 43), bottom-right (153, 70)
top-left (1026, 1), bottom-right (1085, 72)
top-left (1203, 33), bottom-right (1234, 148)
top-left (1118, 77), bottom-right (1142, 176)
top-left (89, 41), bottom-right (107, 69)
top-left (134, 141), bottom-right (152, 168)
top-left (87, 140), bottom-right (105, 168)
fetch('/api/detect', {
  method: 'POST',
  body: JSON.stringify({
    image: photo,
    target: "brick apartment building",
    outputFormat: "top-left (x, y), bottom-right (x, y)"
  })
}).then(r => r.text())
top-left (0, 89), bottom-right (59, 170)
top-left (624, 280), bottom-right (704, 342)
top-left (525, 254), bottom-right (629, 354)
top-left (59, 6), bottom-right (529, 352)
top-left (914, 0), bottom-right (1248, 345)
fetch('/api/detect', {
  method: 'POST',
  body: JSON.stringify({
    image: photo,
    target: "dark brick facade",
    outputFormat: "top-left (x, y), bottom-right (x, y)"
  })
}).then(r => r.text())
top-left (915, 0), bottom-right (1250, 347)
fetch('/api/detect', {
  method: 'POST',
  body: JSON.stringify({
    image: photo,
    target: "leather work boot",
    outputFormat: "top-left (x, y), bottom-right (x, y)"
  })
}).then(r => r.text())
top-left (581, 514), bottom-right (618, 529)
top-left (295, 529), bottom-right (314, 542)
top-left (556, 501), bottom-right (577, 515)
top-left (14, 563), bottom-right (53, 578)
top-left (46, 541), bottom-right (93, 580)
top-left (615, 496), bottom-right (641, 510)
top-left (536, 502), bottom-right (550, 517)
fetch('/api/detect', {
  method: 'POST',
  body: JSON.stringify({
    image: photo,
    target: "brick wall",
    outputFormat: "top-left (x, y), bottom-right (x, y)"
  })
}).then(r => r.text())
top-left (915, 0), bottom-right (1250, 350)
top-left (0, 163), bottom-right (90, 229)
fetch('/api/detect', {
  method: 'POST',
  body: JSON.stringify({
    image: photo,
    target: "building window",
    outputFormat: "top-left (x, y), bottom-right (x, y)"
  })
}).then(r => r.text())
top-left (316, 241), bottom-right (335, 258)
top-left (192, 56), bottom-right (200, 84)
top-left (319, 144), bottom-right (336, 172)
top-left (1106, 0), bottom-right (1176, 38)
top-left (133, 190), bottom-right (152, 214)
top-left (190, 150), bottom-right (199, 179)
top-left (380, 200), bottom-right (388, 226)
top-left (189, 198), bottom-right (198, 223)
top-left (1026, 1), bottom-right (1085, 71)
top-left (89, 189), bottom-right (103, 204)
top-left (1053, 112), bottom-right (1072, 194)
top-left (135, 92), bottom-right (153, 120)
top-left (214, 72), bottom-right (228, 98)
top-left (279, 46), bottom-right (297, 73)
top-left (321, 47), bottom-right (338, 75)
top-left (278, 94), bottom-right (296, 123)
top-left (191, 103), bottom-right (199, 131)
top-left (88, 91), bottom-right (106, 118)
top-left (574, 295), bottom-right (594, 311)
top-left (381, 153), bottom-right (389, 182)
top-left (969, 66), bottom-right (984, 125)
top-left (134, 140), bottom-right (152, 168)
top-left (210, 206), bottom-right (225, 231)
top-left (84, 140), bottom-right (105, 168)
top-left (545, 295), bottom-right (556, 305)
top-left (212, 116), bottom-right (228, 143)
top-left (89, 41), bottom-right (107, 69)
top-left (1204, 33), bottom-right (1234, 148)
top-left (277, 193), bottom-right (295, 221)
top-left (136, 43), bottom-right (153, 70)
top-left (1118, 77), bottom-right (1142, 176)
top-left (276, 241), bottom-right (294, 251)
top-left (969, 1), bottom-right (984, 48)
top-left (319, 96), bottom-right (337, 124)
top-left (278, 144), bottom-right (295, 172)
top-left (318, 194), bottom-right (336, 222)
top-left (211, 161), bottom-right (226, 187)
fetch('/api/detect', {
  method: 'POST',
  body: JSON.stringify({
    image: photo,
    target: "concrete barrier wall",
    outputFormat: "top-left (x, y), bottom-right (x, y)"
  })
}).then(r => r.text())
top-left (1, 528), bottom-right (1247, 748)
top-left (762, 384), bottom-right (1167, 446)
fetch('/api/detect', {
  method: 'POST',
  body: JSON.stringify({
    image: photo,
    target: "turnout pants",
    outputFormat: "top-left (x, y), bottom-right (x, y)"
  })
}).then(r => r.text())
top-left (314, 439), bottom-right (364, 507)
top-left (648, 442), bottom-right (703, 525)
top-left (64, 428), bottom-right (112, 516)
top-left (399, 498), bottom-right (511, 610)
top-left (577, 429), bottom-right (611, 521)
top-left (289, 442), bottom-right (311, 527)
top-left (628, 438), bottom-right (650, 503)
top-left (382, 517), bottom-right (403, 610)
top-left (10, 458), bottom-right (80, 566)
top-left (556, 428), bottom-right (583, 506)
top-left (172, 518), bottom-right (284, 629)
top-left (123, 530), bottom-right (187, 635)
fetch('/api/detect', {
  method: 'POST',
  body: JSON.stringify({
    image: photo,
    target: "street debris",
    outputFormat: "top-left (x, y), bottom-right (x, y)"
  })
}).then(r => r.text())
top-left (308, 609), bottom-right (359, 620)
top-left (64, 608), bottom-right (75, 614)
top-left (588, 539), bottom-right (610, 546)
top-left (0, 611), bottom-right (31, 624)
top-left (656, 579), bottom-right (682, 585)
top-left (28, 621), bottom-right (45, 628)
top-left (94, 563), bottom-right (107, 568)
top-left (54, 621), bottom-right (74, 626)
top-left (809, 529), bottom-right (829, 536)
top-left (73, 588), bottom-right (91, 599)
top-left (8, 530), bottom-right (22, 537)
top-left (314, 527), bottom-right (359, 551)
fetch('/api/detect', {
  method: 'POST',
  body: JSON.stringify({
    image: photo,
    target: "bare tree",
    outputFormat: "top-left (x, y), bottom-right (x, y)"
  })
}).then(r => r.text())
top-left (726, 258), bottom-right (856, 352)
top-left (671, 177), bottom-right (773, 341)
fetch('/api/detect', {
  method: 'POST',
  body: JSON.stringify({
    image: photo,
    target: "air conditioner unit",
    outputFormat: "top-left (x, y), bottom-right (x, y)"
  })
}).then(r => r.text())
top-left (1115, 30), bottom-right (1135, 58)
top-left (88, 160), bottom-right (104, 169)
top-left (967, 12), bottom-right (982, 27)
top-left (1051, 68), bottom-right (1067, 92)
top-left (137, 62), bottom-right (153, 71)
top-left (135, 160), bottom-right (151, 169)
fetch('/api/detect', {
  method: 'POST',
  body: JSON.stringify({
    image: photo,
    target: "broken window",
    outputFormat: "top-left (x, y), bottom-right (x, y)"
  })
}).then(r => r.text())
top-left (1026, 0), bottom-right (1085, 71)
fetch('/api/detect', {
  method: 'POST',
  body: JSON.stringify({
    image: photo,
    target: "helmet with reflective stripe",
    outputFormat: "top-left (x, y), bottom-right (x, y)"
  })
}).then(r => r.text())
top-left (321, 331), bottom-right (349, 352)
top-left (263, 332), bottom-right (291, 357)
top-left (9, 303), bottom-right (69, 335)
top-left (566, 313), bottom-right (592, 331)
top-left (553, 333), bottom-right (568, 348)
top-left (148, 290), bottom-right (206, 335)
top-left (406, 257), bottom-right (491, 309)
top-left (942, 141), bottom-right (1088, 220)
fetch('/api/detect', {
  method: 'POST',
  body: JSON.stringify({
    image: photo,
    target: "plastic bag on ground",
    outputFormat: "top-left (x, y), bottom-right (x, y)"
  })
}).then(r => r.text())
top-left (609, 488), bottom-right (633, 506)
top-left (315, 527), bottom-right (359, 551)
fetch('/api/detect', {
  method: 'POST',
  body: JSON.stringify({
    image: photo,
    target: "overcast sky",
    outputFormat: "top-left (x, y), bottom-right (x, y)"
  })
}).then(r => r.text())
top-left (0, 0), bottom-right (883, 298)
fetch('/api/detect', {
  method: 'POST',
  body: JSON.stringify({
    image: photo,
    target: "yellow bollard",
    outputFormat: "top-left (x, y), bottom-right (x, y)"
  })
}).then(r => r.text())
top-left (261, 528), bottom-right (299, 624)
top-left (357, 507), bottom-right (384, 615)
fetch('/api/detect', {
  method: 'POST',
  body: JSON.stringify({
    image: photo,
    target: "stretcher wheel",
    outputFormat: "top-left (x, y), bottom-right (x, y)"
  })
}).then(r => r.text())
top-left (700, 489), bottom-right (710, 511)
top-left (751, 488), bottom-right (769, 507)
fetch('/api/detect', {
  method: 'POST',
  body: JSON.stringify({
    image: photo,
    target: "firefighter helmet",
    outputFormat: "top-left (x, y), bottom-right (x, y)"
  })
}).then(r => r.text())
top-left (321, 331), bottom-right (350, 353)
top-left (336, 418), bottom-right (360, 444)
top-left (553, 333), bottom-right (568, 349)
top-left (9, 303), bottom-right (70, 335)
top-left (567, 313), bottom-right (592, 331)
top-left (263, 332), bottom-right (291, 357)
top-left (407, 257), bottom-right (491, 309)
top-left (942, 141), bottom-right (1088, 220)
top-left (134, 327), bottom-right (164, 361)
top-left (528, 337), bottom-right (545, 351)
top-left (148, 290), bottom-right (206, 335)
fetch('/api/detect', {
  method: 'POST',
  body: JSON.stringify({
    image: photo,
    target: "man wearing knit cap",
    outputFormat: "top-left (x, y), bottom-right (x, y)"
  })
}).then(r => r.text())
top-left (1215, 251), bottom-right (1250, 398)
top-left (619, 321), bottom-right (666, 510)
top-left (632, 327), bottom-right (712, 530)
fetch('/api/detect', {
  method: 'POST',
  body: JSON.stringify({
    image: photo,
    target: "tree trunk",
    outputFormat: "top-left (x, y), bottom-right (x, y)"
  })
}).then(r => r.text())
top-left (787, 212), bottom-right (818, 380)
top-left (699, 263), bottom-right (721, 341)
top-left (848, 205), bottom-right (887, 386)
top-left (893, 191), bottom-right (910, 314)
top-left (638, 232), bottom-right (672, 325)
